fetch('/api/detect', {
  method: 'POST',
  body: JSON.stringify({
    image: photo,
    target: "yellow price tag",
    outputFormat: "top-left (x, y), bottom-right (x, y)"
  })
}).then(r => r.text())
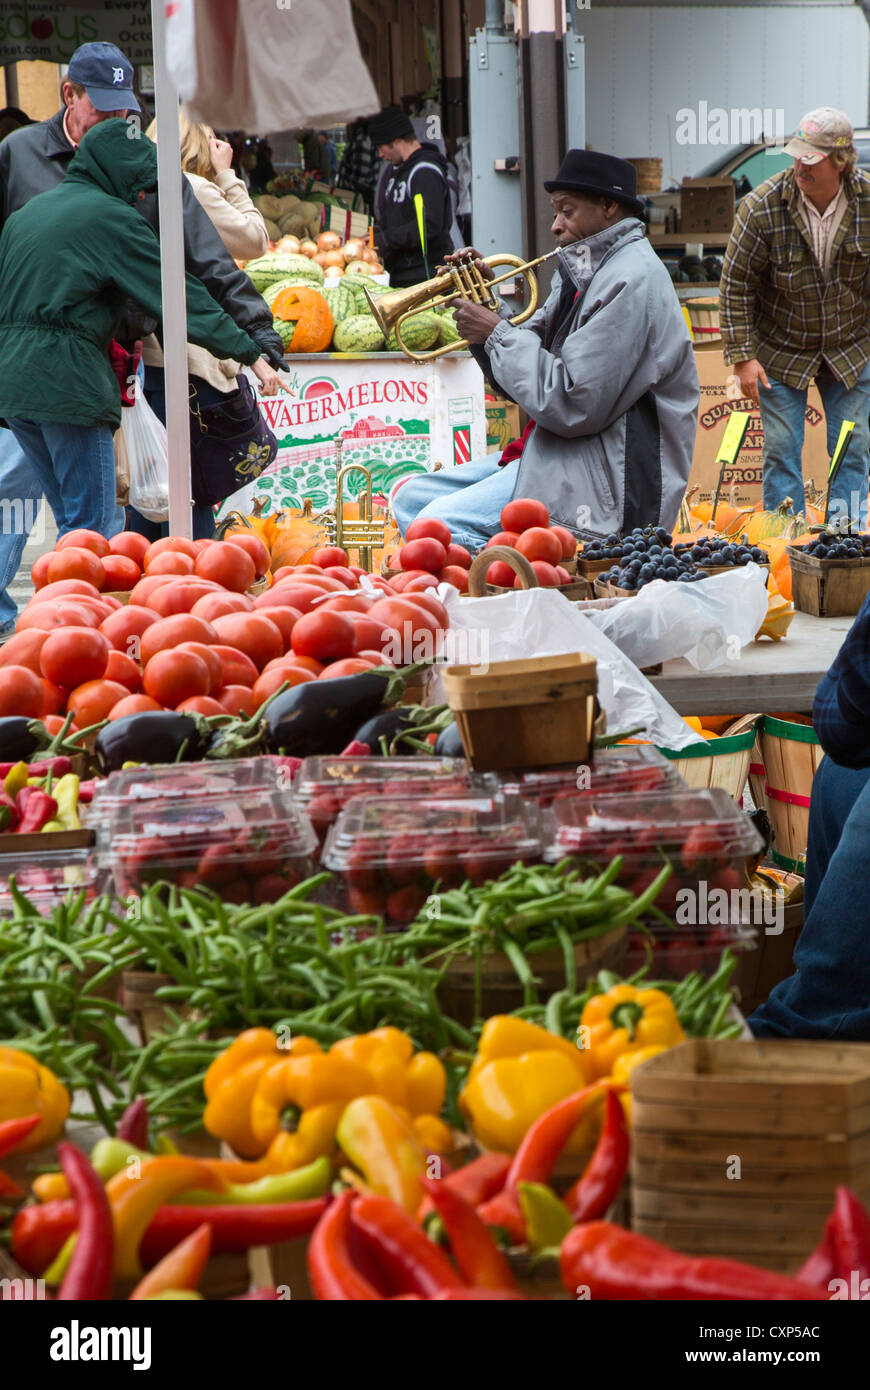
top-left (828, 420), bottom-right (854, 482)
top-left (715, 411), bottom-right (750, 467)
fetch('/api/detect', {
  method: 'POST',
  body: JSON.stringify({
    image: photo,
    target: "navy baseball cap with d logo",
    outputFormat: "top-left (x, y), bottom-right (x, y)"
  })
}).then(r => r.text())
top-left (67, 41), bottom-right (140, 114)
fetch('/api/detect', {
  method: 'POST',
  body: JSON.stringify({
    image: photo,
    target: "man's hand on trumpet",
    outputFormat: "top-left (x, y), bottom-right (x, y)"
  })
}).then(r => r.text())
top-left (443, 246), bottom-right (503, 344)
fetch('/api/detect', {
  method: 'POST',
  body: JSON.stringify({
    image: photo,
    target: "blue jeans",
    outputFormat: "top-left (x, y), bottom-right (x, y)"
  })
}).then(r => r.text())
top-left (392, 453), bottom-right (519, 552)
top-left (758, 361), bottom-right (870, 524)
top-left (126, 368), bottom-right (218, 542)
top-left (5, 418), bottom-right (124, 541)
top-left (0, 427), bottom-right (43, 629)
top-left (750, 756), bottom-right (870, 1038)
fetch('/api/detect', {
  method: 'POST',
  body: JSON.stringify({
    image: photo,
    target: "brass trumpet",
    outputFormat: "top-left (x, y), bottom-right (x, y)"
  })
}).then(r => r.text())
top-left (363, 248), bottom-right (562, 362)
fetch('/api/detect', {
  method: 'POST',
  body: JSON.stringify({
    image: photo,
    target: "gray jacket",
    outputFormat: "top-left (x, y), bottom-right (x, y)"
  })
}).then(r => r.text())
top-left (481, 218), bottom-right (699, 537)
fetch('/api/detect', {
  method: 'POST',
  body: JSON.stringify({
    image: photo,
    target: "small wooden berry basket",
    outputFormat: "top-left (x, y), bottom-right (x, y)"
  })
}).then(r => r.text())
top-left (787, 545), bottom-right (870, 617)
top-left (468, 547), bottom-right (592, 601)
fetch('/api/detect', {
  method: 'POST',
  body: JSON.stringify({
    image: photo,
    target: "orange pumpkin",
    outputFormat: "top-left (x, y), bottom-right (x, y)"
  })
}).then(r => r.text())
top-left (272, 286), bottom-right (334, 353)
top-left (269, 499), bottom-right (331, 570)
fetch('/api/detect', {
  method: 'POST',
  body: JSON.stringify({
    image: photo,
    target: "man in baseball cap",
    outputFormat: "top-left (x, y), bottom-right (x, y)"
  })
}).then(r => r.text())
top-left (783, 106), bottom-right (854, 164)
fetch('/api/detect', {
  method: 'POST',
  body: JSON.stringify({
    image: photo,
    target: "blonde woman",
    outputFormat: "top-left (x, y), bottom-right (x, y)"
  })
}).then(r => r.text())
top-left (133, 111), bottom-right (272, 539)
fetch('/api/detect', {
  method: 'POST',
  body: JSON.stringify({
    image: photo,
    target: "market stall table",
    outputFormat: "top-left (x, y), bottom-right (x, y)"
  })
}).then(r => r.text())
top-left (646, 611), bottom-right (852, 716)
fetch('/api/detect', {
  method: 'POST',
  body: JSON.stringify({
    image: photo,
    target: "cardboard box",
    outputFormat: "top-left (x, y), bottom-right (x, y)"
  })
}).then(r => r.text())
top-left (687, 348), bottom-right (829, 510)
top-left (681, 178), bottom-right (736, 234)
top-left (486, 395), bottom-right (521, 452)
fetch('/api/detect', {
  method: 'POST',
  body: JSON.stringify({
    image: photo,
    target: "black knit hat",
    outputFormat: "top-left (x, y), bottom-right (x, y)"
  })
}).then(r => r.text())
top-left (544, 150), bottom-right (645, 218)
top-left (368, 106), bottom-right (415, 145)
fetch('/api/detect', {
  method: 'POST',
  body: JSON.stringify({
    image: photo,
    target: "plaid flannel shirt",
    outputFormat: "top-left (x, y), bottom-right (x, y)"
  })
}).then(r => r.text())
top-left (720, 167), bottom-right (870, 389)
top-left (813, 590), bottom-right (870, 767)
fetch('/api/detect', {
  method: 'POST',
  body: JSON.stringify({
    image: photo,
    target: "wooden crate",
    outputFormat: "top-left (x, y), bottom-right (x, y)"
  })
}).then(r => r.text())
top-left (630, 1039), bottom-right (870, 1270)
top-left (787, 546), bottom-right (870, 617)
top-left (442, 652), bottom-right (597, 772)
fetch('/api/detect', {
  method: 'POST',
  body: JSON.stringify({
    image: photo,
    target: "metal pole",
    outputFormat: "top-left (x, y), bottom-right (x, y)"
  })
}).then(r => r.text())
top-left (517, 0), bottom-right (564, 294)
top-left (4, 63), bottom-right (19, 107)
top-left (151, 0), bottom-right (193, 538)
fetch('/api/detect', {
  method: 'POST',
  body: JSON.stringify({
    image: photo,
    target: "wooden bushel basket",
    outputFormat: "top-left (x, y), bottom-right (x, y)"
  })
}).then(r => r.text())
top-left (467, 546), bottom-right (591, 601)
top-left (787, 545), bottom-right (870, 617)
top-left (758, 715), bottom-right (824, 871)
top-left (442, 650), bottom-right (598, 772)
top-left (657, 726), bottom-right (755, 801)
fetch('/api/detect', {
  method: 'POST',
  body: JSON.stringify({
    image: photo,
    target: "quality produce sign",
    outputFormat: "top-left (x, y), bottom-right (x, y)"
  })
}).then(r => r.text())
top-left (0, 0), bottom-right (152, 64)
top-left (221, 355), bottom-right (485, 517)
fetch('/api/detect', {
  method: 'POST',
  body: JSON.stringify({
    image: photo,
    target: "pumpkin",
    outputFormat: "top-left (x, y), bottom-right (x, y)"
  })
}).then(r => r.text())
top-left (214, 495), bottom-right (277, 550)
top-left (272, 286), bottom-right (334, 353)
top-left (268, 498), bottom-right (332, 570)
top-left (741, 497), bottom-right (805, 546)
top-left (756, 579), bottom-right (795, 642)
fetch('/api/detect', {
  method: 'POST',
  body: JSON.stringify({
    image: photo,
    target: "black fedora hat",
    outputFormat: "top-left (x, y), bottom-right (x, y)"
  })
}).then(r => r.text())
top-left (544, 150), bottom-right (645, 218)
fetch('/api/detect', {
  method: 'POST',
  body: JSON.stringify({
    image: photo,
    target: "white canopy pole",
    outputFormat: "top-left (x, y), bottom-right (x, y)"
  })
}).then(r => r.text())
top-left (152, 0), bottom-right (193, 538)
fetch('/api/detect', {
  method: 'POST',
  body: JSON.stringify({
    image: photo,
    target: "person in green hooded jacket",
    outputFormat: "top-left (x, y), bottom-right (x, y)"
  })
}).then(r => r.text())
top-left (0, 117), bottom-right (281, 540)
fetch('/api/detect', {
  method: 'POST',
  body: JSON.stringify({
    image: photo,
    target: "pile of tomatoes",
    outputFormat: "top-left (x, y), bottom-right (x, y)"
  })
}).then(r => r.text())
top-left (480, 498), bottom-right (578, 589)
top-left (0, 530), bottom-right (450, 731)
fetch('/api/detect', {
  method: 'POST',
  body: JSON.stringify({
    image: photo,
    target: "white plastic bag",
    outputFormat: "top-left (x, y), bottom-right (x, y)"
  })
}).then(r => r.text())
top-left (122, 388), bottom-right (170, 523)
top-left (433, 586), bottom-right (702, 751)
top-left (582, 564), bottom-right (770, 671)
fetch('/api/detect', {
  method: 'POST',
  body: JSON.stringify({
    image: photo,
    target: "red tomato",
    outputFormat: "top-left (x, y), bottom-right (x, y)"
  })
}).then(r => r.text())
top-left (191, 592), bottom-right (254, 623)
top-left (405, 518), bottom-right (452, 548)
top-left (0, 665), bottom-right (50, 717)
top-left (212, 645), bottom-right (259, 688)
top-left (24, 578), bottom-right (101, 607)
top-left (311, 546), bottom-right (349, 569)
top-left (40, 627), bottom-right (110, 687)
top-left (192, 539), bottom-right (212, 555)
top-left (296, 575), bottom-right (347, 593)
top-left (443, 543), bottom-right (472, 569)
top-left (501, 497), bottom-right (550, 532)
top-left (321, 657), bottom-right (378, 677)
top-left (555, 565), bottom-right (572, 585)
top-left (278, 655), bottom-right (323, 676)
top-left (348, 565), bottom-right (368, 580)
top-left (100, 593), bottom-right (122, 611)
top-left (144, 536), bottom-right (198, 564)
top-left (346, 612), bottom-right (390, 653)
top-left (254, 583), bottom-right (326, 615)
top-left (31, 553), bottom-right (52, 589)
top-left (145, 550), bottom-right (194, 577)
top-left (225, 531), bottom-right (270, 579)
top-left (398, 538), bottom-right (447, 574)
top-left (149, 580), bottom-right (223, 618)
top-left (43, 594), bottom-right (113, 624)
top-left (44, 714), bottom-right (78, 736)
top-left (402, 574), bottom-right (440, 593)
top-left (251, 664), bottom-right (315, 706)
top-left (46, 547), bottom-right (105, 590)
top-left (103, 649), bottom-right (142, 693)
top-left (317, 593), bottom-right (375, 614)
top-left (40, 679), bottom-right (67, 717)
top-left (194, 542), bottom-right (256, 593)
top-left (211, 613), bottom-right (283, 670)
top-left (550, 524), bottom-right (577, 560)
top-left (18, 602), bottom-right (101, 633)
top-left (215, 684), bottom-right (256, 717)
top-left (129, 575), bottom-right (173, 607)
top-left (176, 695), bottom-right (228, 716)
top-left (175, 642), bottom-right (223, 694)
top-left (439, 565), bottom-right (469, 593)
top-left (518, 560), bottom-right (560, 587)
top-left (279, 564), bottom-right (325, 578)
top-left (143, 649), bottom-right (211, 706)
top-left (481, 559), bottom-right (516, 589)
top-left (109, 532), bottom-right (151, 567)
top-left (367, 597), bottom-right (442, 664)
top-left (290, 610), bottom-right (356, 662)
top-left (140, 614), bottom-right (218, 667)
top-left (255, 606), bottom-right (302, 652)
top-left (55, 529), bottom-right (110, 558)
top-left (101, 555), bottom-right (140, 591)
top-left (356, 648), bottom-right (392, 666)
top-left (99, 605), bottom-right (161, 657)
top-left (270, 566), bottom-right (296, 585)
top-left (516, 527), bottom-right (561, 565)
top-left (67, 679), bottom-right (130, 725)
top-left (485, 530), bottom-right (520, 549)
top-left (108, 693), bottom-right (163, 719)
top-left (390, 571), bottom-right (429, 593)
top-left (0, 630), bottom-right (50, 675)
top-left (400, 591), bottom-right (449, 627)
top-left (321, 566), bottom-right (358, 589)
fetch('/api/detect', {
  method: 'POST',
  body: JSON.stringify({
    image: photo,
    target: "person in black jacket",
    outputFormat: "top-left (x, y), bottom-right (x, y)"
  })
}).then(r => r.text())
top-left (0, 41), bottom-right (284, 636)
top-left (368, 106), bottom-right (454, 287)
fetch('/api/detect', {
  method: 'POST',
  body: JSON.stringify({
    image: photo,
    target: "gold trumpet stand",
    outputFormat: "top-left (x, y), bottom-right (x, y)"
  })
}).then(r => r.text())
top-left (328, 442), bottom-right (386, 572)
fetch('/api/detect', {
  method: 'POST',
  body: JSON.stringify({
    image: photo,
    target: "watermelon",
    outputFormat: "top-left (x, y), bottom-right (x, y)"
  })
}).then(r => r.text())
top-left (388, 311), bottom-right (441, 353)
top-left (323, 284), bottom-right (358, 325)
top-left (437, 308), bottom-right (462, 345)
top-left (245, 253), bottom-right (325, 291)
top-left (333, 315), bottom-right (386, 353)
top-left (264, 274), bottom-right (323, 308)
top-left (273, 318), bottom-right (295, 349)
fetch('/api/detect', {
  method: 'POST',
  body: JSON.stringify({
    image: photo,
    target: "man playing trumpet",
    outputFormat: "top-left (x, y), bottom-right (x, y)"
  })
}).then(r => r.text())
top-left (392, 150), bottom-right (700, 549)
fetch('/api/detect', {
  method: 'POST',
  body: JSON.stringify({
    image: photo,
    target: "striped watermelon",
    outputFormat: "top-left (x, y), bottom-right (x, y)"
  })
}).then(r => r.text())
top-left (388, 311), bottom-right (441, 353)
top-left (245, 253), bottom-right (325, 291)
top-left (333, 315), bottom-right (386, 352)
top-left (437, 308), bottom-right (462, 345)
top-left (323, 284), bottom-right (358, 325)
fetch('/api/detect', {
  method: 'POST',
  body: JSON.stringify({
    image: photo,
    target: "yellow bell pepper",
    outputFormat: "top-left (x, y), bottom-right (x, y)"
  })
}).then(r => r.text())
top-left (460, 1051), bottom-right (598, 1154)
top-left (250, 1054), bottom-right (375, 1150)
top-left (0, 1048), bottom-right (69, 1150)
top-left (610, 1044), bottom-right (670, 1123)
top-left (411, 1113), bottom-right (453, 1154)
top-left (404, 1053), bottom-right (446, 1118)
top-left (202, 1030), bottom-right (320, 1157)
top-left (265, 1101), bottom-right (346, 1171)
top-left (580, 985), bottom-right (685, 1079)
top-left (337, 1095), bottom-right (428, 1213)
top-left (472, 1015), bottom-right (593, 1082)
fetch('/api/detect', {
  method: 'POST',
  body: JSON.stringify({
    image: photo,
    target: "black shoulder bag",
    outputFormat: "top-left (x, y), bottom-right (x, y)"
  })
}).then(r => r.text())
top-left (188, 376), bottom-right (279, 509)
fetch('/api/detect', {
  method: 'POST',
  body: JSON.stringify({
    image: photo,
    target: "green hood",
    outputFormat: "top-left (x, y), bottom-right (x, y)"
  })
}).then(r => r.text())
top-left (65, 118), bottom-right (158, 204)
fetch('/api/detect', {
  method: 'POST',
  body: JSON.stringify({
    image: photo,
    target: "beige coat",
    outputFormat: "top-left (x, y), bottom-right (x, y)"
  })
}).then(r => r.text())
top-left (143, 169), bottom-right (268, 392)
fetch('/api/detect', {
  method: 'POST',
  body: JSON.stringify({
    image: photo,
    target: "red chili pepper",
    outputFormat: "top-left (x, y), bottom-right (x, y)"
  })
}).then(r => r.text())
top-left (0, 1114), bottom-right (41, 1160)
top-left (429, 1287), bottom-right (529, 1300)
top-left (420, 1176), bottom-right (516, 1290)
top-left (76, 778), bottom-right (98, 804)
top-left (307, 1190), bottom-right (383, 1301)
top-left (339, 740), bottom-right (372, 757)
top-left (55, 1143), bottom-right (114, 1301)
top-left (116, 1097), bottom-right (149, 1150)
top-left (140, 1198), bottom-right (329, 1265)
top-left (15, 787), bottom-right (58, 834)
top-left (830, 1186), bottom-right (870, 1285)
top-left (560, 1221), bottom-right (830, 1301)
top-left (11, 1200), bottom-right (76, 1274)
top-left (417, 1152), bottom-right (510, 1222)
top-left (0, 757), bottom-right (71, 780)
top-left (350, 1194), bottom-right (465, 1298)
top-left (565, 1090), bottom-right (629, 1222)
top-left (796, 1216), bottom-right (838, 1288)
top-left (0, 1169), bottom-right (25, 1200)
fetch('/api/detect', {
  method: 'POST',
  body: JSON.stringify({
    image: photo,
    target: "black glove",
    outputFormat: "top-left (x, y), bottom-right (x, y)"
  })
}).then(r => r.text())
top-left (249, 323), bottom-right (286, 370)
